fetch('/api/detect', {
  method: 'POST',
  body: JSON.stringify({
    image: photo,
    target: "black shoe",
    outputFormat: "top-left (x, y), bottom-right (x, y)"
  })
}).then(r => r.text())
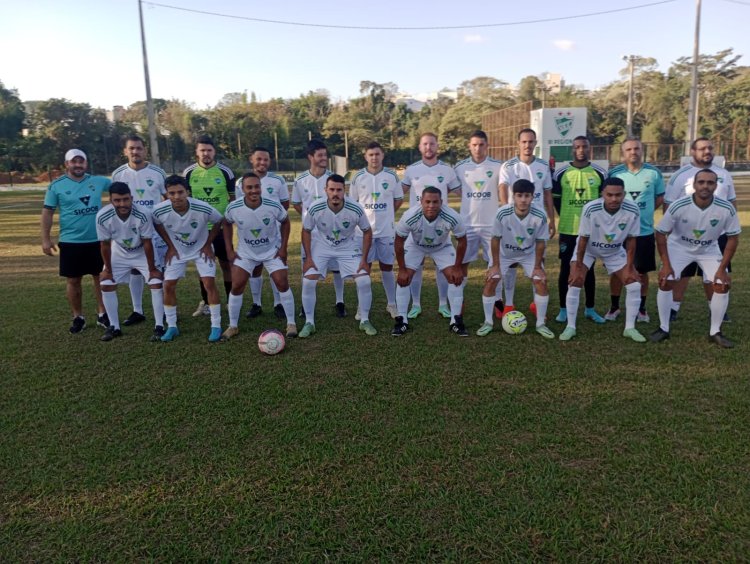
top-left (97, 313), bottom-right (110, 329)
top-left (391, 316), bottom-right (408, 336)
top-left (69, 316), bottom-right (86, 334)
top-left (100, 326), bottom-right (123, 342)
top-left (669, 309), bottom-right (678, 322)
top-left (274, 303), bottom-right (286, 320)
top-left (245, 303), bottom-right (263, 319)
top-left (150, 325), bottom-right (166, 342)
top-left (650, 328), bottom-right (670, 343)
top-left (449, 314), bottom-right (469, 337)
top-left (709, 332), bottom-right (734, 348)
top-left (123, 311), bottom-right (146, 326)
top-left (335, 302), bottom-right (347, 318)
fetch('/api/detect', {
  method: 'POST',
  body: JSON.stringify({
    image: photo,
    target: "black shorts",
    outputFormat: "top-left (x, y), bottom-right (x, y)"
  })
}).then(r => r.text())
top-left (212, 230), bottom-right (229, 262)
top-left (630, 234), bottom-right (656, 273)
top-left (558, 233), bottom-right (578, 262)
top-left (681, 233), bottom-right (731, 277)
top-left (59, 241), bottom-right (103, 278)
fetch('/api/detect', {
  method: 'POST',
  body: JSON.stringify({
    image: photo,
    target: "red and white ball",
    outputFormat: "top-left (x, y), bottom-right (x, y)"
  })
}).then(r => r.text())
top-left (258, 329), bottom-right (286, 355)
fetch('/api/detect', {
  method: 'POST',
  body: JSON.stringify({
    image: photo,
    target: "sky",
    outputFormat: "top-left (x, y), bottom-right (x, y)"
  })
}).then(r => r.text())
top-left (2, 0), bottom-right (749, 110)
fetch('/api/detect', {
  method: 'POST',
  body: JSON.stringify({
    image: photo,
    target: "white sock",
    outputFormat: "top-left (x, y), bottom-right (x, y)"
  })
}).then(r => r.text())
top-left (209, 303), bottom-right (221, 329)
top-left (150, 288), bottom-right (164, 328)
top-left (381, 269), bottom-right (396, 307)
top-left (565, 286), bottom-right (581, 330)
top-left (437, 269), bottom-right (449, 307)
top-left (165, 305), bottom-right (178, 328)
top-left (333, 271), bottom-right (344, 303)
top-left (228, 293), bottom-right (243, 327)
top-left (397, 284), bottom-right (410, 320)
top-left (410, 268), bottom-right (423, 306)
top-left (624, 281), bottom-right (641, 330)
top-left (657, 289), bottom-right (672, 332)
top-left (709, 292), bottom-right (729, 336)
top-left (280, 288), bottom-right (295, 322)
top-left (102, 290), bottom-right (119, 329)
top-left (271, 277), bottom-right (281, 306)
top-left (129, 274), bottom-right (144, 314)
top-left (448, 279), bottom-right (465, 323)
top-left (302, 277), bottom-right (317, 325)
top-left (355, 275), bottom-right (372, 322)
top-left (504, 268), bottom-right (517, 306)
top-left (482, 295), bottom-right (495, 325)
top-left (250, 276), bottom-right (263, 306)
top-left (534, 294), bottom-right (549, 327)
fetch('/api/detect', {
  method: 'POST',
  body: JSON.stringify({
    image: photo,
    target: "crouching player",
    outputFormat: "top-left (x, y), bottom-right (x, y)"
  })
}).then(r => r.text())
top-left (152, 174), bottom-right (224, 342)
top-left (221, 173), bottom-right (297, 340)
top-left (96, 182), bottom-right (164, 342)
top-left (478, 179), bottom-right (554, 338)
top-left (560, 177), bottom-right (645, 342)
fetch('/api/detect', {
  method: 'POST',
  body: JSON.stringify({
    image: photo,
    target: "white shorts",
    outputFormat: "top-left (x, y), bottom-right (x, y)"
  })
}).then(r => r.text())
top-left (234, 255), bottom-right (288, 276)
top-left (103, 257), bottom-right (161, 286)
top-left (571, 241), bottom-right (627, 275)
top-left (364, 236), bottom-right (395, 265)
top-left (404, 240), bottom-right (457, 272)
top-left (666, 243), bottom-right (724, 283)
top-left (464, 227), bottom-right (493, 266)
top-left (163, 254), bottom-right (217, 280)
top-left (306, 243), bottom-right (365, 279)
top-left (500, 254), bottom-right (540, 279)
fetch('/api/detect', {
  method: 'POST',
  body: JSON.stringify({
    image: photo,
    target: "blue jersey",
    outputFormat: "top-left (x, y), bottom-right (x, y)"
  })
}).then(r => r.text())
top-left (43, 174), bottom-right (111, 243)
top-left (609, 163), bottom-right (664, 236)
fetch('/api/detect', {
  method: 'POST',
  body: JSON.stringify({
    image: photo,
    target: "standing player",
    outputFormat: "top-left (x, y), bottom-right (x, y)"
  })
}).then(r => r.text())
top-left (349, 141), bottom-right (403, 318)
top-left (499, 128), bottom-right (556, 316)
top-left (41, 149), bottom-right (111, 333)
top-left (299, 174), bottom-right (375, 338)
top-left (239, 146), bottom-right (290, 320)
top-left (183, 135), bottom-right (235, 316)
top-left (663, 137), bottom-right (737, 321)
top-left (650, 169), bottom-right (739, 348)
top-left (606, 138), bottom-right (664, 323)
top-left (111, 134), bottom-right (166, 327)
top-left (392, 187), bottom-right (468, 337)
top-left (152, 175), bottom-right (224, 342)
top-left (559, 178), bottom-right (644, 342)
top-left (291, 139), bottom-right (347, 317)
top-left (401, 132), bottom-right (461, 319)
top-left (453, 130), bottom-right (503, 316)
top-left (552, 136), bottom-right (607, 324)
top-left (478, 179), bottom-right (554, 338)
top-left (96, 182), bottom-right (164, 342)
top-left (221, 173), bottom-right (297, 340)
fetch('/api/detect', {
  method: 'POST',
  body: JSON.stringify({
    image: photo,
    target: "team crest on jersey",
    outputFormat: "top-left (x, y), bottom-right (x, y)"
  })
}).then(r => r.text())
top-left (436, 229), bottom-right (443, 236)
top-left (527, 228), bottom-right (535, 235)
top-left (437, 176), bottom-right (444, 183)
top-left (263, 217), bottom-right (270, 225)
top-left (137, 189), bottom-right (145, 197)
top-left (537, 171), bottom-right (543, 179)
top-left (332, 229), bottom-right (341, 240)
top-left (554, 112), bottom-right (574, 136)
top-left (251, 229), bottom-right (261, 238)
top-left (214, 178), bottom-right (221, 185)
top-left (604, 233), bottom-right (615, 243)
top-left (618, 223), bottom-right (627, 230)
top-left (587, 178), bottom-right (595, 187)
top-left (575, 189), bottom-right (585, 198)
top-left (146, 179), bottom-right (154, 187)
top-left (64, 190), bottom-right (71, 195)
top-left (474, 181), bottom-right (485, 190)
top-left (486, 171), bottom-right (493, 178)
top-left (342, 221), bottom-right (350, 228)
top-left (382, 182), bottom-right (388, 190)
top-left (515, 236), bottom-right (525, 246)
top-left (123, 238), bottom-right (133, 248)
top-left (131, 227), bottom-right (138, 234)
top-left (372, 192), bottom-right (380, 201)
top-left (190, 221), bottom-right (198, 229)
top-left (204, 187), bottom-right (214, 196)
top-left (710, 219), bottom-right (719, 227)
top-left (267, 187), bottom-right (274, 194)
top-left (88, 184), bottom-right (96, 191)
top-left (693, 229), bottom-right (705, 239)
top-left (560, 243), bottom-right (567, 253)
top-left (79, 196), bottom-right (91, 206)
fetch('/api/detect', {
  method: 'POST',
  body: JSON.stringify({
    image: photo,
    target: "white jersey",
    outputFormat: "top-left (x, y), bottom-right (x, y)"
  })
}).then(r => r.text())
top-left (396, 204), bottom-right (466, 250)
top-left (664, 163), bottom-right (735, 205)
top-left (656, 195), bottom-right (740, 255)
top-left (95, 204), bottom-right (154, 261)
top-left (235, 172), bottom-right (290, 205)
top-left (349, 167), bottom-right (403, 238)
top-left (224, 198), bottom-right (288, 262)
top-left (303, 197), bottom-right (371, 250)
top-left (402, 160), bottom-right (461, 207)
top-left (492, 204), bottom-right (549, 261)
top-left (291, 170), bottom-right (332, 219)
top-left (111, 163), bottom-right (166, 211)
top-left (152, 197), bottom-right (223, 258)
top-left (578, 198), bottom-right (641, 259)
top-left (454, 157), bottom-right (502, 229)
top-left (499, 157), bottom-right (552, 209)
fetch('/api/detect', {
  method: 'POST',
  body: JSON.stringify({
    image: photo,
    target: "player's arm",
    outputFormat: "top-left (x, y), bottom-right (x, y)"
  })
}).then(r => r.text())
top-left (222, 220), bottom-right (237, 263)
top-left (99, 240), bottom-right (114, 282)
top-left (499, 183), bottom-right (509, 206)
top-left (394, 234), bottom-right (413, 287)
top-left (359, 228), bottom-right (373, 274)
top-left (222, 168), bottom-right (236, 202)
top-left (40, 207), bottom-right (57, 255)
top-left (654, 230), bottom-right (674, 288)
top-left (142, 238), bottom-right (161, 280)
top-left (486, 236), bottom-right (501, 281)
top-left (715, 234), bottom-right (738, 289)
top-left (401, 183), bottom-right (411, 199)
top-left (655, 195), bottom-right (664, 210)
top-left (551, 173), bottom-right (562, 214)
top-left (394, 197), bottom-right (403, 212)
top-left (201, 221), bottom-right (222, 261)
top-left (301, 226), bottom-right (315, 274)
top-left (277, 217), bottom-right (290, 264)
top-left (445, 235), bottom-right (467, 285)
top-left (569, 235), bottom-right (588, 286)
top-left (623, 235), bottom-right (639, 283)
top-left (533, 239), bottom-right (546, 281)
top-left (154, 223), bottom-right (179, 265)
top-left (544, 190), bottom-right (556, 238)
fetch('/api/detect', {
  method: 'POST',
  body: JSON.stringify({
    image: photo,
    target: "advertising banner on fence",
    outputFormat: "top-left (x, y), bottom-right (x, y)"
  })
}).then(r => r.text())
top-left (529, 108), bottom-right (588, 163)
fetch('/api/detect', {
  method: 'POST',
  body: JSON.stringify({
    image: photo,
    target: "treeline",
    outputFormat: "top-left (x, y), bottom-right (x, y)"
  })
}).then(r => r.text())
top-left (1, 49), bottom-right (748, 174)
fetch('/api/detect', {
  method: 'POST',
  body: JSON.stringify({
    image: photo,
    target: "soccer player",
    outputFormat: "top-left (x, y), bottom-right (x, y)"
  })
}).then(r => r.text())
top-left (392, 186), bottom-right (468, 337)
top-left (552, 136), bottom-right (607, 324)
top-left (478, 179), bottom-right (554, 338)
top-left (291, 139), bottom-right (347, 317)
top-left (606, 138), bottom-right (664, 323)
top-left (152, 175), bottom-right (224, 342)
top-left (299, 174), bottom-right (375, 338)
top-left (559, 178), bottom-right (644, 342)
top-left (349, 141), bottom-right (403, 318)
top-left (663, 137), bottom-right (737, 321)
top-left (96, 182), bottom-right (164, 342)
top-left (401, 132), bottom-right (461, 319)
top-left (499, 128), bottom-right (556, 317)
top-left (41, 149), bottom-right (111, 333)
top-left (650, 169), bottom-right (739, 348)
top-left (453, 130), bottom-right (503, 316)
top-left (221, 173), bottom-right (297, 340)
top-left (111, 134), bottom-right (167, 327)
top-left (183, 135), bottom-right (235, 316)
top-left (239, 146), bottom-right (290, 320)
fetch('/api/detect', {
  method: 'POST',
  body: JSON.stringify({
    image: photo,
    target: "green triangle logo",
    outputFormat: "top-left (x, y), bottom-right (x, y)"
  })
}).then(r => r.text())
top-left (251, 229), bottom-right (261, 238)
top-left (515, 236), bottom-right (525, 246)
top-left (604, 233), bottom-right (615, 243)
top-left (332, 229), bottom-right (340, 240)
top-left (474, 180), bottom-right (485, 190)
top-left (693, 229), bottom-right (705, 239)
top-left (123, 238), bottom-right (133, 248)
top-left (372, 192), bottom-right (380, 201)
top-left (136, 189), bottom-right (145, 197)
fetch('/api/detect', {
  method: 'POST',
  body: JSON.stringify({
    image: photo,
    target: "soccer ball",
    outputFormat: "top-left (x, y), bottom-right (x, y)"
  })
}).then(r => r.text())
top-left (258, 329), bottom-right (286, 355)
top-left (501, 310), bottom-right (527, 335)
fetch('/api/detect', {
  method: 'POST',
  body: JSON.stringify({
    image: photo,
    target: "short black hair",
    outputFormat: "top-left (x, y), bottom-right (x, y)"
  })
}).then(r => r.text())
top-left (165, 174), bottom-right (189, 190)
top-left (306, 139), bottom-right (327, 156)
top-left (195, 134), bottom-right (215, 148)
top-left (251, 146), bottom-right (271, 156)
top-left (512, 179), bottom-right (535, 194)
top-left (694, 168), bottom-right (718, 181)
top-left (241, 172), bottom-right (260, 184)
top-left (573, 135), bottom-right (589, 144)
top-left (123, 134), bottom-right (145, 147)
top-left (469, 130), bottom-right (488, 141)
top-left (109, 181), bottom-right (131, 196)
top-left (421, 186), bottom-right (442, 198)
top-left (602, 177), bottom-right (625, 190)
top-left (690, 137), bottom-right (711, 150)
top-left (518, 128), bottom-right (537, 140)
top-left (326, 173), bottom-right (346, 186)
top-left (365, 141), bottom-right (384, 152)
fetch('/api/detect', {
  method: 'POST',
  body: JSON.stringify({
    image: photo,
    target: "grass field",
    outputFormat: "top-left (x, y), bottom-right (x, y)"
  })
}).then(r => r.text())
top-left (2, 184), bottom-right (750, 560)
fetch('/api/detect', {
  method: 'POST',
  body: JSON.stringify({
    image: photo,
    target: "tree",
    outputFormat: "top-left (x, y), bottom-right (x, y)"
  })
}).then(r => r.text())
top-left (0, 80), bottom-right (25, 142)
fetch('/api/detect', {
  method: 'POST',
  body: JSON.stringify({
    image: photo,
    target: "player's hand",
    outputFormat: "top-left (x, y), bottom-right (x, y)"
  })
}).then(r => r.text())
top-left (275, 248), bottom-right (288, 264)
top-left (226, 248), bottom-right (237, 263)
top-left (532, 266), bottom-right (546, 282)
top-left (149, 269), bottom-right (163, 281)
top-left (623, 265), bottom-right (640, 285)
top-left (358, 260), bottom-right (371, 275)
top-left (42, 239), bottom-right (57, 256)
top-left (568, 264), bottom-right (584, 287)
top-left (397, 269), bottom-right (413, 287)
top-left (445, 265), bottom-right (463, 286)
top-left (99, 268), bottom-right (114, 283)
top-left (200, 244), bottom-right (215, 263)
top-left (302, 258), bottom-right (316, 275)
top-left (713, 269), bottom-right (731, 292)
top-left (485, 266), bottom-right (501, 282)
top-left (548, 222), bottom-right (556, 239)
top-left (658, 264), bottom-right (674, 290)
top-left (165, 247), bottom-right (179, 266)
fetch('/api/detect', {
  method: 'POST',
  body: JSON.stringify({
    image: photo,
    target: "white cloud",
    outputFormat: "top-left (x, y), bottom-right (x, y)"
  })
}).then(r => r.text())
top-left (553, 39), bottom-right (575, 51)
top-left (464, 34), bottom-right (486, 43)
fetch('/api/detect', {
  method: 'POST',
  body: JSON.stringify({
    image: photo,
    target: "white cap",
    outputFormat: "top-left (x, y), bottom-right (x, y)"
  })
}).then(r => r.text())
top-left (65, 149), bottom-right (87, 162)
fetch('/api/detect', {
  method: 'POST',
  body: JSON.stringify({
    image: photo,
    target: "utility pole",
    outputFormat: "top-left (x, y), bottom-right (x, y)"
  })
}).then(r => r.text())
top-left (686, 0), bottom-right (702, 153)
top-left (623, 55), bottom-right (637, 138)
top-left (138, 0), bottom-right (160, 166)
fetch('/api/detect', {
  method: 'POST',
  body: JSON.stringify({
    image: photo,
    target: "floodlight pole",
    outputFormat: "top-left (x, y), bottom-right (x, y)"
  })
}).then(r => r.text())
top-left (623, 55), bottom-right (636, 138)
top-left (139, 0), bottom-right (160, 166)
top-left (686, 0), bottom-right (702, 154)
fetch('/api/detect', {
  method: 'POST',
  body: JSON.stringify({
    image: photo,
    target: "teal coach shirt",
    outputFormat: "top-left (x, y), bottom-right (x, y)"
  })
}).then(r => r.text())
top-left (609, 163), bottom-right (665, 236)
top-left (43, 174), bottom-right (111, 243)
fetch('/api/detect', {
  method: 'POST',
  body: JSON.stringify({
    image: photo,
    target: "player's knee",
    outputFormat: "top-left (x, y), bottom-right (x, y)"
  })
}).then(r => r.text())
top-left (379, 262), bottom-right (392, 271)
